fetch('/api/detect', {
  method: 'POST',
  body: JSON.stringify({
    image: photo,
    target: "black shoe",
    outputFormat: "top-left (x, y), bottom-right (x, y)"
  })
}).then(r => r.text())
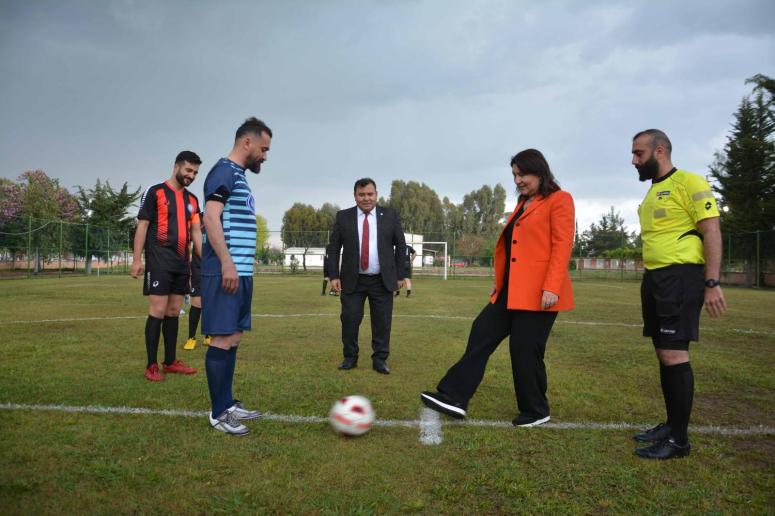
top-left (372, 360), bottom-right (390, 374)
top-left (338, 359), bottom-right (357, 370)
top-left (635, 438), bottom-right (691, 460)
top-left (420, 391), bottom-right (466, 419)
top-left (512, 414), bottom-right (551, 427)
top-left (406, 290), bottom-right (411, 298)
top-left (394, 291), bottom-right (400, 297)
top-left (633, 423), bottom-right (672, 443)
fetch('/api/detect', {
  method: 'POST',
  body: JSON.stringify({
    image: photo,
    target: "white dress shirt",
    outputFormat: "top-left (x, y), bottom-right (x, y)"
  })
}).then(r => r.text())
top-left (357, 206), bottom-right (380, 274)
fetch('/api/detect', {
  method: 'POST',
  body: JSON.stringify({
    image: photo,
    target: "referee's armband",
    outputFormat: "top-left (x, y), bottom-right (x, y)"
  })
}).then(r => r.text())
top-left (206, 186), bottom-right (230, 204)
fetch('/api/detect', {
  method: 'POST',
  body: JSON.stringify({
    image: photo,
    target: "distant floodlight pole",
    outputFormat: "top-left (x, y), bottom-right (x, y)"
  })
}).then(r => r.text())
top-left (756, 230), bottom-right (761, 288)
top-left (85, 199), bottom-right (93, 275)
top-left (27, 216), bottom-right (32, 277)
top-left (59, 220), bottom-right (63, 278)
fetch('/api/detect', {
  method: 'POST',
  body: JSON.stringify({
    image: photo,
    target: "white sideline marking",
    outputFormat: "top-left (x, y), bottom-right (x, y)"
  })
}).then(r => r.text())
top-left (1, 312), bottom-right (773, 337)
top-left (1, 402), bottom-right (773, 437)
top-left (419, 407), bottom-right (443, 445)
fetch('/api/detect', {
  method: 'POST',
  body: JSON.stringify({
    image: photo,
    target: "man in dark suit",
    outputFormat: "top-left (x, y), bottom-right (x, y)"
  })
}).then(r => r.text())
top-left (326, 178), bottom-right (407, 374)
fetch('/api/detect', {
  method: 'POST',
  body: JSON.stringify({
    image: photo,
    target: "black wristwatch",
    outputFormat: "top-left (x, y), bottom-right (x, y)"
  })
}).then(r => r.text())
top-left (704, 279), bottom-right (720, 288)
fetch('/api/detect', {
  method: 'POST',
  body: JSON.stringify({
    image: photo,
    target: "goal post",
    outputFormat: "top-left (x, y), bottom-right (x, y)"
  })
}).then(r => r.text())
top-left (406, 240), bottom-right (448, 280)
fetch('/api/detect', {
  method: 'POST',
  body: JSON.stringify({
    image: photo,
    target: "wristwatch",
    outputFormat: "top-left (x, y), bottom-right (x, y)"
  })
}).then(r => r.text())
top-left (704, 279), bottom-right (720, 288)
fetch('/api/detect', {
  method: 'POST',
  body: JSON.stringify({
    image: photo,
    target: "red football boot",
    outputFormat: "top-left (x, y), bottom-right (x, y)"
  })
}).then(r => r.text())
top-left (162, 359), bottom-right (197, 375)
top-left (144, 363), bottom-right (165, 382)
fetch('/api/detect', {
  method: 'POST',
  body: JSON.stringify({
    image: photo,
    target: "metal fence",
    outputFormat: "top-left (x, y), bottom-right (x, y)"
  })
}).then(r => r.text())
top-left (1, 216), bottom-right (773, 287)
top-left (0, 216), bottom-right (134, 277)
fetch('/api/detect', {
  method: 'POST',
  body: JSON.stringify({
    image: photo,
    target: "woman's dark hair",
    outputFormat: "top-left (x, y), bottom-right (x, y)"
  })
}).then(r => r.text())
top-left (509, 148), bottom-right (560, 199)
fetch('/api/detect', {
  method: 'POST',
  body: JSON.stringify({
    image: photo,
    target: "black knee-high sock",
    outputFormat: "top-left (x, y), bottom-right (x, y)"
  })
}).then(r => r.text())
top-left (145, 316), bottom-right (163, 368)
top-left (321, 280), bottom-right (328, 295)
top-left (662, 361), bottom-right (694, 444)
top-left (659, 362), bottom-right (671, 424)
top-left (162, 316), bottom-right (179, 365)
top-left (188, 306), bottom-right (201, 339)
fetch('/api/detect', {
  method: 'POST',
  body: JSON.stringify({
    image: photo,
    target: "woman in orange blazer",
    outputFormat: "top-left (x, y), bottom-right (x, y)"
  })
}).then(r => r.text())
top-left (422, 149), bottom-right (575, 427)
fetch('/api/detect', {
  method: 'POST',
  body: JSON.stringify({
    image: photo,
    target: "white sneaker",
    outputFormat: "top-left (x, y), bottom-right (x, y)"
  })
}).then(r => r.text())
top-left (228, 400), bottom-right (263, 421)
top-left (209, 410), bottom-right (250, 436)
top-left (512, 415), bottom-right (551, 428)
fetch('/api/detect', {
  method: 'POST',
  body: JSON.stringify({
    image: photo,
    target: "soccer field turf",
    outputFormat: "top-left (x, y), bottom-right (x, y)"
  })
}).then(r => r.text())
top-left (1, 275), bottom-right (773, 514)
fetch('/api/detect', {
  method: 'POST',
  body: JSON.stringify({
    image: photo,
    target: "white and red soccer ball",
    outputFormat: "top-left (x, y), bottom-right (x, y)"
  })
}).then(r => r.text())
top-left (329, 395), bottom-right (375, 436)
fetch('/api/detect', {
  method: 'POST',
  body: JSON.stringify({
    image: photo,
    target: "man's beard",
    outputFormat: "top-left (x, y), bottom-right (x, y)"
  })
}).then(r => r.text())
top-left (175, 172), bottom-right (191, 186)
top-left (636, 156), bottom-right (659, 182)
top-left (246, 158), bottom-right (263, 175)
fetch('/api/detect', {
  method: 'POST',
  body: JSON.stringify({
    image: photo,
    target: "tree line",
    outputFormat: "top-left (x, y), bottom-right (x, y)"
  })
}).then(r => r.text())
top-left (280, 181), bottom-right (510, 269)
top-left (2, 74), bottom-right (772, 272)
top-left (0, 172), bottom-right (141, 273)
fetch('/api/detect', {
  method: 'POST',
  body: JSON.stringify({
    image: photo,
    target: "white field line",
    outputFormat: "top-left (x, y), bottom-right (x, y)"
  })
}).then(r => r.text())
top-left (1, 402), bottom-right (773, 437)
top-left (1, 312), bottom-right (774, 337)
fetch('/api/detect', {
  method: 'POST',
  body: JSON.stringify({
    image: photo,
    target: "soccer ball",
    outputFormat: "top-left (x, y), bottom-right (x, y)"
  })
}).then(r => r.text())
top-left (329, 395), bottom-right (375, 436)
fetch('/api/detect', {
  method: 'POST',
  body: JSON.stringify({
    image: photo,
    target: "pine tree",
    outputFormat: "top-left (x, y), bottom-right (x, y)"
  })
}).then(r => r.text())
top-left (709, 94), bottom-right (775, 233)
top-left (709, 75), bottom-right (775, 270)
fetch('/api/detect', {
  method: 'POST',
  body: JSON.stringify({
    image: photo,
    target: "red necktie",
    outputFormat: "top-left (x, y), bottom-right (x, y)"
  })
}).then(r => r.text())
top-left (361, 212), bottom-right (369, 271)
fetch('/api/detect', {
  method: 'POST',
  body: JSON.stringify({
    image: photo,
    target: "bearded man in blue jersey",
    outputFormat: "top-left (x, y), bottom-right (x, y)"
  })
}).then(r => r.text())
top-left (201, 117), bottom-right (272, 436)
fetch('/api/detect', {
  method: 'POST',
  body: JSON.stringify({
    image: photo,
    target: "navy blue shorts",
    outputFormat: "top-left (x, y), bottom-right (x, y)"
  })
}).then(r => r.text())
top-left (201, 275), bottom-right (253, 335)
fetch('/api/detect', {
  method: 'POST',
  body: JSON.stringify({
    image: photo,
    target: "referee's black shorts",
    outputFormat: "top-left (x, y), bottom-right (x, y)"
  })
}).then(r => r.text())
top-left (641, 264), bottom-right (704, 350)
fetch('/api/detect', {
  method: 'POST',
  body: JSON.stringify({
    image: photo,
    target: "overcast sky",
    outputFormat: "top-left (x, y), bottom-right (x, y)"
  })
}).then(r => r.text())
top-left (1, 0), bottom-right (773, 236)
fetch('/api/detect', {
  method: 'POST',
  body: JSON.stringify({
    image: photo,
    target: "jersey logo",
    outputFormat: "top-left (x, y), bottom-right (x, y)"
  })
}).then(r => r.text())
top-left (187, 203), bottom-right (195, 214)
top-left (705, 201), bottom-right (712, 210)
top-left (656, 190), bottom-right (670, 198)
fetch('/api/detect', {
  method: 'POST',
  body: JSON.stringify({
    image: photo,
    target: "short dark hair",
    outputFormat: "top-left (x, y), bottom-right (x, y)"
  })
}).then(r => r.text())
top-left (509, 149), bottom-right (560, 199)
top-left (235, 117), bottom-right (273, 142)
top-left (633, 129), bottom-right (672, 155)
top-left (353, 177), bottom-right (377, 194)
top-left (175, 150), bottom-right (201, 165)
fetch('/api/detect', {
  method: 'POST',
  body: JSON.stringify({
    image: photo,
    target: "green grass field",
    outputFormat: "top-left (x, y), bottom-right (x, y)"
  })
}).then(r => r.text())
top-left (1, 275), bottom-right (773, 514)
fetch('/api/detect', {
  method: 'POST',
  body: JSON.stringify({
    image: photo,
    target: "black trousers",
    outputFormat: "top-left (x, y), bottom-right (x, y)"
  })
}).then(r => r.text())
top-left (437, 294), bottom-right (558, 419)
top-left (340, 274), bottom-right (394, 362)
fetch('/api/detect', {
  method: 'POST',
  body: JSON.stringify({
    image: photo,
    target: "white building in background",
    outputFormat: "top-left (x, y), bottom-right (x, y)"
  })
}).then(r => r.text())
top-left (283, 232), bottom-right (424, 269)
top-left (283, 247), bottom-right (325, 268)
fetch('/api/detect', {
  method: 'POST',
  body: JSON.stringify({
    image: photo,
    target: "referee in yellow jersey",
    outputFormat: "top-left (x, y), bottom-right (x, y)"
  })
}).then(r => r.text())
top-left (630, 129), bottom-right (727, 460)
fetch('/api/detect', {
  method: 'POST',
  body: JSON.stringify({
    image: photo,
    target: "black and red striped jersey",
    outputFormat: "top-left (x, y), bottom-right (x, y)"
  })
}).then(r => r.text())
top-left (138, 181), bottom-right (201, 272)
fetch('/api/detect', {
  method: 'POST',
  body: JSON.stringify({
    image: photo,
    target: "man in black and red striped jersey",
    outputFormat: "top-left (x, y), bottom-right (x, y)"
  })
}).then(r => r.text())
top-left (132, 150), bottom-right (203, 381)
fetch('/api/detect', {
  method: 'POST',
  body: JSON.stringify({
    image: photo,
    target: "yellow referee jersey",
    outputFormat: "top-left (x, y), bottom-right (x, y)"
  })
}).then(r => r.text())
top-left (638, 169), bottom-right (719, 270)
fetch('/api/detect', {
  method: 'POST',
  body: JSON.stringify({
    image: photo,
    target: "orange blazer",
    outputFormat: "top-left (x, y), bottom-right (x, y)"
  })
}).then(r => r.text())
top-left (490, 190), bottom-right (575, 312)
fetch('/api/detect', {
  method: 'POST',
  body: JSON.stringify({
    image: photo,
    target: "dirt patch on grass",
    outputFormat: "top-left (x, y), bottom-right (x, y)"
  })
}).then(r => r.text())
top-left (694, 389), bottom-right (775, 427)
top-left (731, 439), bottom-right (775, 471)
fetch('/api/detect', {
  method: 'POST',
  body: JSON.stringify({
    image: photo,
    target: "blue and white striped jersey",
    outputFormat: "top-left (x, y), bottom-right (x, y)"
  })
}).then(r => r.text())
top-left (201, 158), bottom-right (257, 277)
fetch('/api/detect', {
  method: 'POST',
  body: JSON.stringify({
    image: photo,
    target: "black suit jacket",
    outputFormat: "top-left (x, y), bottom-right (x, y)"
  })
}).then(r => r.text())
top-left (326, 205), bottom-right (407, 294)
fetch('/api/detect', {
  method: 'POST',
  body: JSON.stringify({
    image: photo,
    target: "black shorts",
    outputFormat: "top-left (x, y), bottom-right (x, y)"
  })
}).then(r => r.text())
top-left (143, 269), bottom-right (189, 296)
top-left (190, 260), bottom-right (201, 297)
top-left (641, 264), bottom-right (704, 349)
